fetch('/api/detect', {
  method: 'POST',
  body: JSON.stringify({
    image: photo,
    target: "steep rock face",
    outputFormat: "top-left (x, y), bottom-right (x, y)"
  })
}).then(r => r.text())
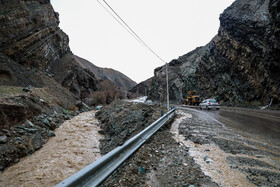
top-left (48, 54), bottom-right (98, 98)
top-left (143, 0), bottom-right (280, 106)
top-left (75, 56), bottom-right (137, 91)
top-left (0, 0), bottom-right (99, 98)
top-left (148, 47), bottom-right (206, 102)
top-left (0, 0), bottom-right (66, 69)
top-left (197, 0), bottom-right (280, 104)
top-left (129, 77), bottom-right (153, 97)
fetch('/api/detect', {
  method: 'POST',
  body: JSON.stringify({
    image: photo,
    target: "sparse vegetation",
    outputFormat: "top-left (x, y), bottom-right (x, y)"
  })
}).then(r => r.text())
top-left (84, 80), bottom-right (138, 106)
top-left (0, 86), bottom-right (25, 97)
top-left (84, 80), bottom-right (121, 106)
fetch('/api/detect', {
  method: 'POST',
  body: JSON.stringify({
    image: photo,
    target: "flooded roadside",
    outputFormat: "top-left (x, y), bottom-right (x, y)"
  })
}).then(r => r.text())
top-left (170, 110), bottom-right (255, 187)
top-left (0, 111), bottom-right (103, 187)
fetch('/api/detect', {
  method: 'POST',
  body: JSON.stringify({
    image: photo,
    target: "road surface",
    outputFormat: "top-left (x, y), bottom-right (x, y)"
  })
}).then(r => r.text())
top-left (177, 106), bottom-right (280, 186)
top-left (179, 106), bottom-right (280, 146)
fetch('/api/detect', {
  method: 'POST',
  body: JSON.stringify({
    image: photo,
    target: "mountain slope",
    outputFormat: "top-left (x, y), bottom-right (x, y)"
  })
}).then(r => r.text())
top-left (75, 56), bottom-right (137, 90)
top-left (0, 0), bottom-right (99, 98)
top-left (136, 0), bottom-right (280, 107)
top-left (0, 0), bottom-right (135, 171)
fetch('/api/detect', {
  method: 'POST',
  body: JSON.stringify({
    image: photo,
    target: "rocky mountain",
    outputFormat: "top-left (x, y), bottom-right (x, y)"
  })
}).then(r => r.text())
top-left (136, 0), bottom-right (280, 107)
top-left (0, 0), bottom-right (135, 170)
top-left (0, 0), bottom-right (99, 98)
top-left (75, 56), bottom-right (136, 91)
top-left (0, 0), bottom-right (92, 170)
top-left (129, 77), bottom-right (153, 97)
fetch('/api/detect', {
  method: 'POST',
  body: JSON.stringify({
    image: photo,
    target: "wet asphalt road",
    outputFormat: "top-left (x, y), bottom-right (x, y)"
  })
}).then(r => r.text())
top-left (178, 106), bottom-right (280, 146)
top-left (177, 106), bottom-right (280, 186)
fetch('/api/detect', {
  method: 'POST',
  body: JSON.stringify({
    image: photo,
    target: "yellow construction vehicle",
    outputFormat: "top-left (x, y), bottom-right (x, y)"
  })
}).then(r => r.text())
top-left (184, 91), bottom-right (202, 106)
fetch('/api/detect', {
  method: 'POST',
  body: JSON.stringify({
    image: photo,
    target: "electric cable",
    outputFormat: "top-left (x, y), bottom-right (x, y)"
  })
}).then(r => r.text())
top-left (96, 0), bottom-right (145, 47)
top-left (97, 0), bottom-right (170, 110)
top-left (98, 0), bottom-right (167, 63)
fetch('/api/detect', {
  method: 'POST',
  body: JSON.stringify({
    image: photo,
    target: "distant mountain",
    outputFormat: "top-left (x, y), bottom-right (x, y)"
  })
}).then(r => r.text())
top-left (75, 56), bottom-right (137, 90)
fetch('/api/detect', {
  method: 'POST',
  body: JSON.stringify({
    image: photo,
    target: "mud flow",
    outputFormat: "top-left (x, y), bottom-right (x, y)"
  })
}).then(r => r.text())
top-left (0, 111), bottom-right (103, 187)
top-left (176, 109), bottom-right (280, 186)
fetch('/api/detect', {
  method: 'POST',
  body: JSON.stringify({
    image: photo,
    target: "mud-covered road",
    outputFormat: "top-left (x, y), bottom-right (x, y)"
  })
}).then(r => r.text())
top-left (177, 106), bottom-right (280, 186)
top-left (102, 105), bottom-right (280, 186)
top-left (179, 106), bottom-right (280, 147)
top-left (192, 106), bottom-right (280, 144)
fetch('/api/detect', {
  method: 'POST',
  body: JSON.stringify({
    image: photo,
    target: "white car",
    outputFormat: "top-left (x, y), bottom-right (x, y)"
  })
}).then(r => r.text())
top-left (199, 99), bottom-right (220, 110)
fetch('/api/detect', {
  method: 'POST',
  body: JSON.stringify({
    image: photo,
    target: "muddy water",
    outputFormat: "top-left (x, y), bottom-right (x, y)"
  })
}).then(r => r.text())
top-left (0, 111), bottom-right (103, 187)
top-left (170, 110), bottom-right (255, 187)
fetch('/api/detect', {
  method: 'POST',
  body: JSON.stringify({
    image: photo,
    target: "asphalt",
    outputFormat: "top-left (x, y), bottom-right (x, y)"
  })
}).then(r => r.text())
top-left (177, 106), bottom-right (280, 186)
top-left (177, 105), bottom-right (280, 146)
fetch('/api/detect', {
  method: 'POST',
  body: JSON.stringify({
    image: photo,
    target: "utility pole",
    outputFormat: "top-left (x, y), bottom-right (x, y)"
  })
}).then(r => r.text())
top-left (166, 63), bottom-right (169, 111)
top-left (145, 86), bottom-right (147, 96)
top-left (98, 0), bottom-right (170, 111)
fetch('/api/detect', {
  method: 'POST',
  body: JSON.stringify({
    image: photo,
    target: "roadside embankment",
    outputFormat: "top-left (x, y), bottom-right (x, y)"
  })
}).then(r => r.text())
top-left (95, 101), bottom-right (165, 155)
top-left (96, 101), bottom-right (218, 186)
top-left (0, 85), bottom-right (90, 171)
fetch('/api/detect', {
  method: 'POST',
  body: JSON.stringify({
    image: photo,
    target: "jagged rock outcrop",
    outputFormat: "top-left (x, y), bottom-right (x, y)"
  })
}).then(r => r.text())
top-left (75, 56), bottom-right (137, 91)
top-left (0, 0), bottom-right (99, 98)
top-left (139, 0), bottom-right (280, 106)
top-left (149, 47), bottom-right (206, 102)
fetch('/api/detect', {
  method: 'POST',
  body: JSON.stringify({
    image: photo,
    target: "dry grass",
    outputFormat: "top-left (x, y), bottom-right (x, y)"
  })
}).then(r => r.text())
top-left (0, 86), bottom-right (25, 97)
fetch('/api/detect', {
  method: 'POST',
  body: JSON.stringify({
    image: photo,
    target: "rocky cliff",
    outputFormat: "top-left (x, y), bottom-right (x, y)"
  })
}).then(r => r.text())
top-left (75, 56), bottom-right (137, 91)
top-left (129, 77), bottom-right (153, 97)
top-left (140, 0), bottom-right (280, 107)
top-left (0, 0), bottom-right (99, 98)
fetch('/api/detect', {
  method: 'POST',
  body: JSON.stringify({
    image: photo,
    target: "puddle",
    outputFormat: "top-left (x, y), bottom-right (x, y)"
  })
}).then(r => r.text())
top-left (0, 111), bottom-right (103, 187)
top-left (170, 110), bottom-right (256, 187)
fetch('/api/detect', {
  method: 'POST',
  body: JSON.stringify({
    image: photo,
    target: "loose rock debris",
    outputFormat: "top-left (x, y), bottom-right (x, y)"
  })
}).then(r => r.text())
top-left (99, 104), bottom-right (280, 186)
top-left (98, 103), bottom-right (218, 186)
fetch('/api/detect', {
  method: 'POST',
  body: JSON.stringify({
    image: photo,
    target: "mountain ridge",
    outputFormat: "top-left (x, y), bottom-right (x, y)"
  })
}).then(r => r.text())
top-left (75, 55), bottom-right (137, 91)
top-left (132, 0), bottom-right (280, 107)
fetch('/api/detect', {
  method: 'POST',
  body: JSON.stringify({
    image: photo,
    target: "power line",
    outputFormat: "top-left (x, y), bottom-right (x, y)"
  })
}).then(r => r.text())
top-left (96, 0), bottom-right (145, 47)
top-left (98, 0), bottom-right (167, 63)
top-left (97, 0), bottom-right (170, 111)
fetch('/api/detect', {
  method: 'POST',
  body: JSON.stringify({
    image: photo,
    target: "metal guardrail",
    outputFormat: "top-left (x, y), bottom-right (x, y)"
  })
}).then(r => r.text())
top-left (55, 108), bottom-right (176, 187)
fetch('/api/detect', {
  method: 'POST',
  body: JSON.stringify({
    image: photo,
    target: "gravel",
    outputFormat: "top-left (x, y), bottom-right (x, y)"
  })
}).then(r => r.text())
top-left (96, 101), bottom-right (218, 186)
top-left (100, 118), bottom-right (217, 187)
top-left (97, 105), bottom-right (280, 186)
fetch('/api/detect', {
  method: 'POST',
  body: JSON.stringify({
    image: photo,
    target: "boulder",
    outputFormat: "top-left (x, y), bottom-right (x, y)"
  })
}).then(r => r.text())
top-left (0, 136), bottom-right (8, 144)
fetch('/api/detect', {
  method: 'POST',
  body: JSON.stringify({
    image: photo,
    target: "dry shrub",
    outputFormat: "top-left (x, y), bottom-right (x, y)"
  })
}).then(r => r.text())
top-left (85, 80), bottom-right (127, 106)
top-left (68, 105), bottom-right (79, 111)
top-left (90, 91), bottom-right (107, 105)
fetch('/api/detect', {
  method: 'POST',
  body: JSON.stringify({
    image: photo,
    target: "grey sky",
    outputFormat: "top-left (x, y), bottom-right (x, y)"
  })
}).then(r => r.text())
top-left (50, 0), bottom-right (235, 83)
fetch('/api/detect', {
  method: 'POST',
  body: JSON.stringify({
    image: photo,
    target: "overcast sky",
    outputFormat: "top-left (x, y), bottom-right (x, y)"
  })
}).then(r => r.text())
top-left (50, 0), bottom-right (235, 83)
